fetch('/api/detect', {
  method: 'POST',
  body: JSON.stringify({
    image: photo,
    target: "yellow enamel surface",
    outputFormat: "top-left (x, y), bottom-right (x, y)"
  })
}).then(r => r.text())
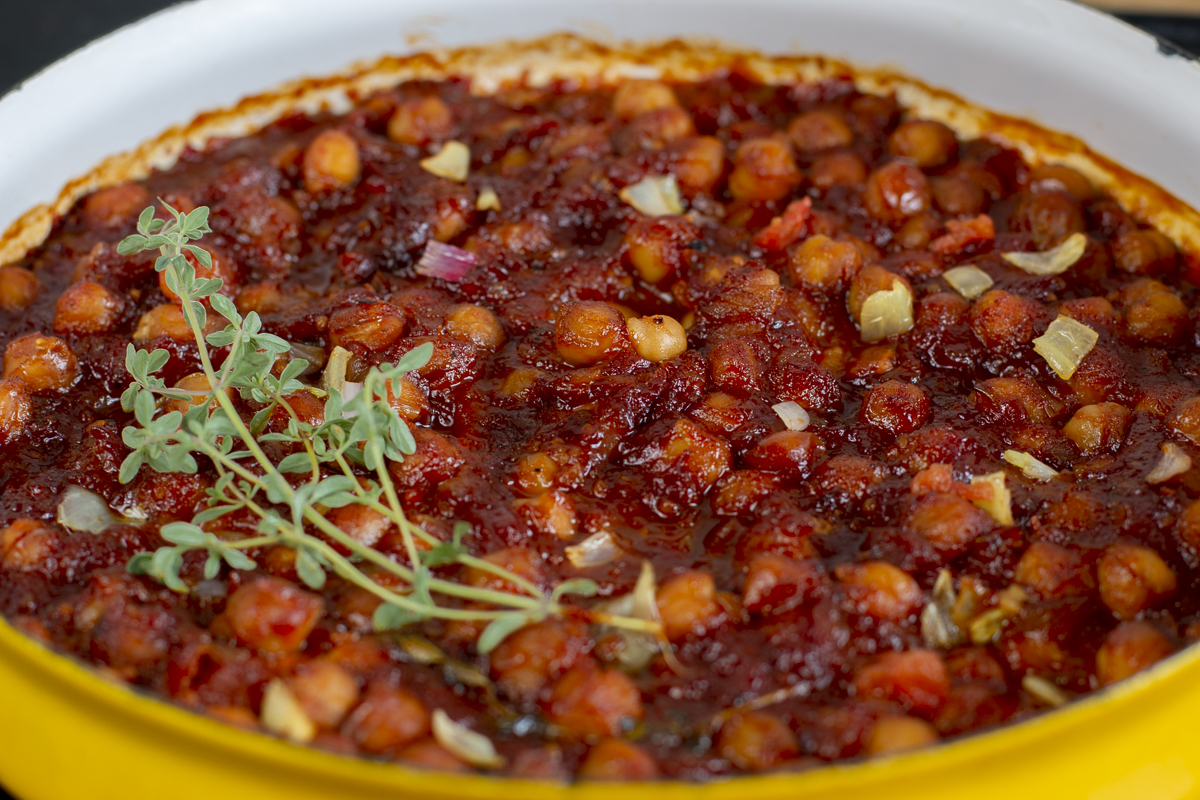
top-left (2, 615), bottom-right (1200, 800)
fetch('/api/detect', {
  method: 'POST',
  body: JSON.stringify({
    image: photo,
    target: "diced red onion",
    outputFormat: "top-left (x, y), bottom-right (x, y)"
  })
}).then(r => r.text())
top-left (415, 240), bottom-right (476, 282)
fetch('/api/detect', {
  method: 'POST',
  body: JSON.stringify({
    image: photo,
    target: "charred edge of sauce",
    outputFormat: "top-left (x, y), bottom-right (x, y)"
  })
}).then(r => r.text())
top-left (1, 33), bottom-right (1198, 271)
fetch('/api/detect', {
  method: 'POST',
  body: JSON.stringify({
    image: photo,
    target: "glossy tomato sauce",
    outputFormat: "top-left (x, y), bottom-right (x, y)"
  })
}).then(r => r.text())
top-left (2, 72), bottom-right (1200, 780)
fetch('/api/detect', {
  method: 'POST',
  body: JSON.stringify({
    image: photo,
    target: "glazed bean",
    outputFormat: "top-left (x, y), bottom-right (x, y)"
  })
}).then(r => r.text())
top-left (810, 150), bottom-right (868, 190)
top-left (968, 290), bottom-right (1047, 356)
top-left (0, 266), bottom-right (39, 313)
top-left (887, 120), bottom-right (958, 169)
top-left (1014, 542), bottom-right (1095, 599)
top-left (860, 380), bottom-right (930, 435)
top-left (717, 711), bottom-right (798, 770)
top-left (1, 518), bottom-right (57, 569)
top-left (624, 216), bottom-right (699, 284)
top-left (133, 304), bottom-right (199, 342)
top-left (835, 561), bottom-right (922, 621)
top-left (1097, 542), bottom-right (1177, 619)
top-left (789, 235), bottom-right (862, 291)
top-left (303, 129), bottom-right (361, 192)
top-left (577, 739), bottom-right (660, 780)
top-left (81, 182), bottom-right (151, 228)
top-left (709, 339), bottom-right (762, 396)
top-left (787, 109), bottom-right (854, 152)
top-left (1096, 621), bottom-right (1174, 686)
top-left (742, 553), bottom-right (824, 615)
top-left (544, 665), bottom-right (645, 739)
top-left (862, 162), bottom-right (931, 225)
top-left (329, 302), bottom-right (407, 351)
top-left (657, 570), bottom-right (722, 640)
top-left (907, 492), bottom-right (994, 554)
top-left (1028, 164), bottom-right (1095, 202)
top-left (1061, 402), bottom-right (1131, 456)
top-left (853, 649), bottom-right (950, 714)
top-left (224, 576), bottom-right (324, 653)
top-left (489, 619), bottom-right (588, 702)
top-left (670, 136), bottom-right (726, 196)
top-left (1010, 191), bottom-right (1085, 249)
top-left (864, 716), bottom-right (939, 755)
top-left (341, 682), bottom-right (430, 753)
top-left (396, 741), bottom-right (472, 773)
top-left (612, 79), bottom-right (680, 121)
top-left (0, 378), bottom-right (30, 446)
top-left (388, 97), bottom-right (454, 145)
top-left (326, 504), bottom-right (393, 547)
top-left (728, 137), bottom-right (801, 202)
top-left (626, 314), bottom-right (687, 362)
top-left (1124, 289), bottom-right (1190, 347)
top-left (1111, 229), bottom-right (1176, 275)
top-left (287, 660), bottom-right (361, 727)
top-left (555, 301), bottom-right (631, 366)
top-left (444, 304), bottom-right (506, 351)
top-left (3, 333), bottom-right (77, 391)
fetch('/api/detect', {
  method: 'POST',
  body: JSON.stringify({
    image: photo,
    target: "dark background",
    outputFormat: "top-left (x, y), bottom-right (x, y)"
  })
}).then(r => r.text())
top-left (0, 2), bottom-right (1197, 799)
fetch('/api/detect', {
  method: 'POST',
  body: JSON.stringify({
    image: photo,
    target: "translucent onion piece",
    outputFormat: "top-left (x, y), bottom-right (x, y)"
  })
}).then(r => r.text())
top-left (419, 140), bottom-right (470, 182)
top-left (942, 265), bottom-right (995, 300)
top-left (594, 561), bottom-right (660, 673)
top-left (1002, 449), bottom-right (1060, 482)
top-left (565, 529), bottom-right (623, 569)
top-left (858, 280), bottom-right (914, 343)
top-left (56, 485), bottom-right (120, 534)
top-left (619, 174), bottom-right (684, 216)
top-left (322, 345), bottom-right (353, 394)
top-left (1033, 315), bottom-right (1099, 380)
top-left (970, 471), bottom-right (1014, 526)
top-left (920, 568), bottom-right (963, 649)
top-left (1147, 442), bottom-right (1193, 485)
top-left (287, 341), bottom-right (326, 376)
top-left (1022, 675), bottom-right (1069, 708)
top-left (415, 240), bottom-right (477, 282)
top-left (1001, 232), bottom-right (1088, 276)
top-left (771, 401), bottom-right (810, 432)
top-left (475, 186), bottom-right (501, 211)
top-left (431, 709), bottom-right (506, 769)
top-left (260, 678), bottom-right (315, 743)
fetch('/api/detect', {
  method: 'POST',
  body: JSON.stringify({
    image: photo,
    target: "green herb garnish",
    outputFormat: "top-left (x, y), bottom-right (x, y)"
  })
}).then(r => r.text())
top-left (115, 202), bottom-right (660, 652)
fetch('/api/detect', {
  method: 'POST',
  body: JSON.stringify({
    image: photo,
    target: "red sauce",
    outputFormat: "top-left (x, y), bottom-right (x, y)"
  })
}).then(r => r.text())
top-left (2, 72), bottom-right (1199, 779)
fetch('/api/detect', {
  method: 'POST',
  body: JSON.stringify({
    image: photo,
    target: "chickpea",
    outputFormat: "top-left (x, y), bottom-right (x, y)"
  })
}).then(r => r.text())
top-left (626, 314), bottom-right (687, 362)
top-left (235, 281), bottom-right (285, 315)
top-left (853, 649), bottom-right (950, 714)
top-left (0, 267), bottom-right (39, 313)
top-left (326, 504), bottom-right (392, 547)
top-left (1178, 498), bottom-right (1200, 552)
top-left (341, 682), bottom-right (430, 753)
top-left (1111, 229), bottom-right (1176, 275)
top-left (1010, 191), bottom-right (1085, 249)
top-left (133, 304), bottom-right (197, 342)
top-left (544, 665), bottom-right (644, 739)
top-left (161, 372), bottom-right (234, 417)
top-left (1029, 164), bottom-right (1095, 202)
top-left (225, 576), bottom-right (324, 653)
top-left (463, 546), bottom-right (544, 596)
top-left (887, 120), bottom-right (958, 170)
top-left (1014, 541), bottom-right (1095, 598)
top-left (787, 109), bottom-right (854, 152)
top-left (612, 79), bottom-right (679, 122)
top-left (387, 97), bottom-right (454, 145)
top-left (513, 490), bottom-right (577, 540)
top-left (1124, 290), bottom-right (1190, 347)
top-left (847, 265), bottom-right (910, 324)
top-left (834, 561), bottom-right (922, 621)
top-left (1, 518), bottom-right (57, 569)
top-left (0, 378), bottom-right (31, 445)
top-left (728, 137), bottom-right (801, 202)
top-left (744, 430), bottom-right (827, 482)
top-left (860, 380), bottom-right (930, 435)
top-left (286, 660), bottom-right (360, 727)
top-left (657, 570), bottom-right (722, 641)
top-left (967, 289), bottom-right (1046, 356)
top-left (624, 216), bottom-right (699, 284)
top-left (1097, 542), bottom-right (1177, 620)
top-left (386, 376), bottom-right (428, 422)
top-left (742, 553), bottom-right (824, 613)
top-left (717, 711), bottom-right (799, 770)
top-left (53, 280), bottom-right (123, 334)
top-left (396, 741), bottom-right (471, 773)
top-left (158, 248), bottom-right (237, 304)
top-left (1060, 296), bottom-right (1120, 329)
top-left (81, 182), bottom-right (150, 228)
top-left (1167, 397), bottom-right (1200, 443)
top-left (620, 106), bottom-right (696, 150)
top-left (931, 175), bottom-right (986, 216)
top-left (671, 136), bottom-right (725, 196)
top-left (865, 716), bottom-right (939, 755)
top-left (3, 333), bottom-right (77, 392)
top-left (862, 162), bottom-right (931, 225)
top-left (789, 235), bottom-right (862, 291)
top-left (1096, 621), bottom-right (1174, 686)
top-left (894, 213), bottom-right (941, 250)
top-left (489, 618), bottom-right (587, 702)
top-left (328, 302), bottom-right (406, 352)
top-left (515, 452), bottom-right (559, 496)
top-left (810, 150), bottom-right (868, 190)
top-left (907, 492), bottom-right (994, 554)
top-left (709, 338), bottom-right (761, 396)
top-left (554, 301), bottom-right (630, 366)
top-left (1062, 402), bottom-right (1131, 456)
top-left (442, 303), bottom-right (505, 351)
top-left (303, 129), bottom-right (361, 193)
top-left (578, 739), bottom-right (659, 781)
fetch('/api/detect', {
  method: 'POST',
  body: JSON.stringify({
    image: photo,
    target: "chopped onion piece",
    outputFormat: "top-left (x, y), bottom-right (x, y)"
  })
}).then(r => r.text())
top-left (1022, 675), bottom-right (1069, 708)
top-left (970, 471), bottom-right (1013, 526)
top-left (942, 265), bottom-right (994, 300)
top-left (772, 401), bottom-right (810, 432)
top-left (1147, 442), bottom-right (1192, 485)
top-left (631, 559), bottom-right (659, 622)
top-left (419, 140), bottom-right (470, 182)
top-left (619, 174), bottom-right (684, 217)
top-left (261, 678), bottom-right (315, 743)
top-left (594, 561), bottom-right (660, 673)
top-left (431, 709), bottom-right (505, 769)
top-left (287, 342), bottom-right (326, 376)
top-left (415, 240), bottom-right (476, 282)
top-left (565, 529), bottom-right (623, 569)
top-left (475, 186), bottom-right (501, 211)
top-left (920, 569), bottom-right (963, 649)
top-left (1002, 449), bottom-right (1059, 482)
top-left (322, 345), bottom-right (352, 394)
top-left (1033, 315), bottom-right (1099, 380)
top-left (56, 485), bottom-right (120, 534)
top-left (1001, 232), bottom-right (1087, 276)
top-left (858, 280), bottom-right (914, 343)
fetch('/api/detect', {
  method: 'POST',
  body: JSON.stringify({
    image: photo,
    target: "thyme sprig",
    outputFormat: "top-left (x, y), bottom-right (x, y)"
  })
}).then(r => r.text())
top-left (115, 201), bottom-right (661, 652)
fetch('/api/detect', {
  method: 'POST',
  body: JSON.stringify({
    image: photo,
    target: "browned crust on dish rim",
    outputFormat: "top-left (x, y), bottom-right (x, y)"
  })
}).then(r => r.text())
top-left (1, 32), bottom-right (1198, 271)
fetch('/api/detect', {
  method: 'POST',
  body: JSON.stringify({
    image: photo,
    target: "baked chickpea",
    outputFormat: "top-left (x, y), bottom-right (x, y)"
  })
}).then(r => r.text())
top-left (1010, 191), bottom-right (1085, 249)
top-left (671, 136), bottom-right (725, 196)
top-left (489, 618), bottom-right (587, 702)
top-left (626, 314), bottom-right (687, 362)
top-left (81, 182), bottom-right (150, 228)
top-left (3, 333), bottom-right (77, 392)
top-left (0, 267), bottom-right (39, 313)
top-left (709, 338), bottom-right (761, 396)
top-left (158, 248), bottom-right (237, 304)
top-left (328, 302), bottom-right (406, 351)
top-left (789, 235), bottom-right (862, 291)
top-left (161, 372), bottom-right (234, 417)
top-left (1178, 498), bottom-right (1200, 552)
top-left (387, 97), bottom-right (454, 145)
top-left (893, 213), bottom-right (941, 250)
top-left (967, 289), bottom-right (1046, 355)
top-left (1111, 229), bottom-right (1176, 275)
top-left (303, 130), bottom-right (361, 193)
top-left (1014, 541), bottom-right (1095, 599)
top-left (853, 649), bottom-right (950, 714)
top-left (1062, 402), bottom-right (1131, 456)
top-left (1097, 542), bottom-right (1177, 619)
top-left (1167, 397), bottom-right (1200, 442)
top-left (225, 576), bottom-right (324, 653)
top-left (444, 304), bottom-right (505, 351)
top-left (930, 175), bottom-right (986, 216)
top-left (54, 280), bottom-right (123, 334)
top-left (396, 741), bottom-right (471, 773)
top-left (1, 518), bottom-right (57, 569)
top-left (717, 711), bottom-right (799, 770)
top-left (0, 378), bottom-right (31, 445)
top-left (386, 376), bottom-right (428, 422)
top-left (326, 504), bottom-right (393, 547)
top-left (907, 492), bottom-right (994, 554)
top-left (787, 109), bottom-right (854, 152)
top-left (860, 380), bottom-right (930, 435)
top-left (1029, 164), bottom-right (1095, 202)
top-left (544, 666), bottom-right (644, 739)
top-left (864, 716), bottom-right (939, 755)
top-left (834, 560), bottom-right (922, 621)
top-left (624, 216), bottom-right (699, 284)
top-left (728, 137), bottom-right (801, 202)
top-left (1124, 290), bottom-right (1190, 347)
top-left (133, 304), bottom-right (197, 342)
top-left (810, 150), bottom-right (868, 190)
top-left (555, 301), bottom-right (630, 366)
top-left (847, 265), bottom-right (910, 324)
top-left (341, 682), bottom-right (430, 753)
top-left (862, 162), bottom-right (931, 225)
top-left (1096, 621), bottom-right (1174, 686)
top-left (887, 120), bottom-right (958, 170)
top-left (286, 660), bottom-right (360, 727)
top-left (612, 79), bottom-right (679, 122)
top-left (578, 739), bottom-right (660, 781)
top-left (656, 570), bottom-right (722, 641)
top-left (621, 106), bottom-right (696, 150)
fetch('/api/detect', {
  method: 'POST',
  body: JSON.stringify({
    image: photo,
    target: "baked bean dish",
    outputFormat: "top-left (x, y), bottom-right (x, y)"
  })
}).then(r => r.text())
top-left (1, 66), bottom-right (1198, 780)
